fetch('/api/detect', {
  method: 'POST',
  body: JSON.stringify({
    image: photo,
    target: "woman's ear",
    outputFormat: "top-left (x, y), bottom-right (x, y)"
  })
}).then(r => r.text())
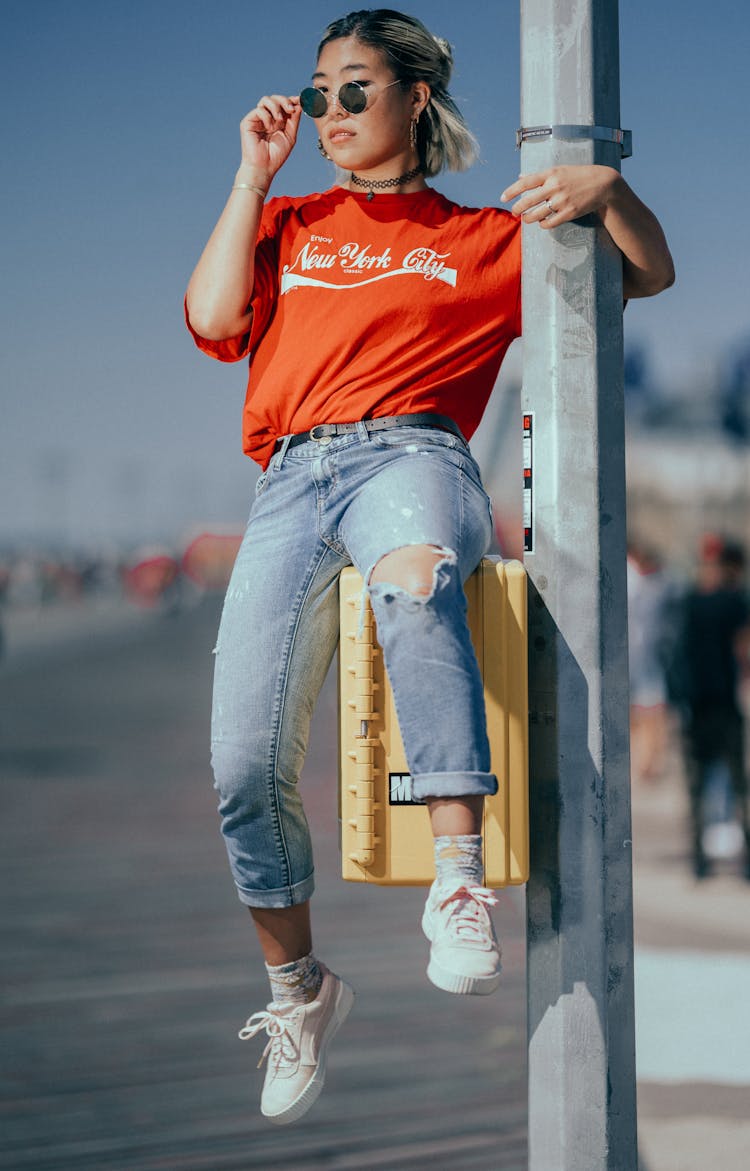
top-left (412, 81), bottom-right (431, 118)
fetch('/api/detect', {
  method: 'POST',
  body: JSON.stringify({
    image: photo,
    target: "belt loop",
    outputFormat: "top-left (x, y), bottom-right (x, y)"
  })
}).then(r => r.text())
top-left (275, 434), bottom-right (293, 468)
top-left (355, 420), bottom-right (369, 444)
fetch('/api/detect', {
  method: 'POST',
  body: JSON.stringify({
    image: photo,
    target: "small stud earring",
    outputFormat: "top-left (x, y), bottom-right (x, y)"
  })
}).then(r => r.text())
top-left (317, 138), bottom-right (331, 160)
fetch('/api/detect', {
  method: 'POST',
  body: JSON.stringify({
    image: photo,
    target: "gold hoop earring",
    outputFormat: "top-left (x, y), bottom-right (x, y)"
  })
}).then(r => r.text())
top-left (409, 117), bottom-right (419, 151)
top-left (317, 138), bottom-right (331, 160)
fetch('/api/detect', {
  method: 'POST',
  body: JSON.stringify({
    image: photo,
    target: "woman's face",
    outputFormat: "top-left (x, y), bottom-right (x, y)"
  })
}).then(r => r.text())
top-left (312, 36), bottom-right (420, 174)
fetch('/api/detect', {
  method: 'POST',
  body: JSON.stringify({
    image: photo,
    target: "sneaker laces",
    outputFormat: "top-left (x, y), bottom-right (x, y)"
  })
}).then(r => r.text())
top-left (238, 1003), bottom-right (300, 1070)
top-left (435, 885), bottom-right (498, 945)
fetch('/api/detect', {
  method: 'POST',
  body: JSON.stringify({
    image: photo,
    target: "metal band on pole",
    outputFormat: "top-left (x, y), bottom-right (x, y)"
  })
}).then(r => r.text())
top-left (520, 0), bottom-right (638, 1167)
top-left (516, 123), bottom-right (633, 157)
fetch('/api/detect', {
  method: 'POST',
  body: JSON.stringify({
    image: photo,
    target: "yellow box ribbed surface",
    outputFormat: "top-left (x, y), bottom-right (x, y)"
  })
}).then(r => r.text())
top-left (338, 557), bottom-right (528, 886)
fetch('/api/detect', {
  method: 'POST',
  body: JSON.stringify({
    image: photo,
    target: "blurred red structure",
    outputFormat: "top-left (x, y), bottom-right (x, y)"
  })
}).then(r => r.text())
top-left (181, 532), bottom-right (242, 591)
top-left (123, 552), bottom-right (180, 607)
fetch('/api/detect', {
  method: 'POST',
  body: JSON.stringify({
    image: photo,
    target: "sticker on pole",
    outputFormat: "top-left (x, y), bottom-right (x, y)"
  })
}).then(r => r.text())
top-left (523, 413), bottom-right (534, 553)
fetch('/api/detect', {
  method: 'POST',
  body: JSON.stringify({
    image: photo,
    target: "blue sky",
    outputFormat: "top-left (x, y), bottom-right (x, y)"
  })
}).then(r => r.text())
top-left (2, 0), bottom-right (747, 547)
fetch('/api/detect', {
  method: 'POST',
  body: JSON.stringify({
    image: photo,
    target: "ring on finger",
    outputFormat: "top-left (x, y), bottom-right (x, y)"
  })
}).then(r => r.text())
top-left (545, 199), bottom-right (556, 214)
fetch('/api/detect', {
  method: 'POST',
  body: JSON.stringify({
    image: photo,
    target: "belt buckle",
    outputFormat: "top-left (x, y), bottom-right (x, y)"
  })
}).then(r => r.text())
top-left (310, 424), bottom-right (332, 445)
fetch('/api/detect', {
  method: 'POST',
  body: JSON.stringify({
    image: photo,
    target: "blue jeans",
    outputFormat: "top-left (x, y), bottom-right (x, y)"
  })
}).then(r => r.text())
top-left (211, 423), bottom-right (497, 908)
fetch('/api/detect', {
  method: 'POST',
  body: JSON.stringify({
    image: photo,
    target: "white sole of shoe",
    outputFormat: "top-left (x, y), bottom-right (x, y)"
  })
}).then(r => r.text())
top-left (262, 977), bottom-right (355, 1125)
top-left (426, 954), bottom-right (502, 996)
top-left (422, 906), bottom-right (502, 996)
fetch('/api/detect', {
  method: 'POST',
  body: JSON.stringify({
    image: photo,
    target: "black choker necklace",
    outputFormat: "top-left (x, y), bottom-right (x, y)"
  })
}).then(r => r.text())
top-left (350, 165), bottom-right (423, 201)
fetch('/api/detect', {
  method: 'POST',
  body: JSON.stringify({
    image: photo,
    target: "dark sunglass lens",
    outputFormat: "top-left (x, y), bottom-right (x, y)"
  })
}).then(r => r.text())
top-left (339, 82), bottom-right (367, 114)
top-left (299, 87), bottom-right (328, 118)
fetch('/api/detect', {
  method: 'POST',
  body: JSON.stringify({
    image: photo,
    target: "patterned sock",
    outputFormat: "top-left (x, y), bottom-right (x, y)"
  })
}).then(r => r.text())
top-left (433, 834), bottom-right (484, 890)
top-left (265, 952), bottom-right (323, 1007)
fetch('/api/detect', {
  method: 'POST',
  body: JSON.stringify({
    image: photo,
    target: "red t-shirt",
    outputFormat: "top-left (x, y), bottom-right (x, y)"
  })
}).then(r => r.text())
top-left (186, 186), bottom-right (522, 469)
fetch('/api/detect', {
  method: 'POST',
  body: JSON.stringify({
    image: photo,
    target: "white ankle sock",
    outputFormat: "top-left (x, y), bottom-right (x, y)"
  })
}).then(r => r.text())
top-left (265, 952), bottom-right (323, 1007)
top-left (433, 834), bottom-right (484, 889)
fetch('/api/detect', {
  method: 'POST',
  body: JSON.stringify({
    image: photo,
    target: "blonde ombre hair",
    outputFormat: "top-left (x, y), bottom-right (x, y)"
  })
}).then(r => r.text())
top-left (317, 9), bottom-right (479, 177)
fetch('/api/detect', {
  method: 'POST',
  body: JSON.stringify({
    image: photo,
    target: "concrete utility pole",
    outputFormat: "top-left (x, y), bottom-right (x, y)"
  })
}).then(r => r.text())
top-left (519, 2), bottom-right (637, 1169)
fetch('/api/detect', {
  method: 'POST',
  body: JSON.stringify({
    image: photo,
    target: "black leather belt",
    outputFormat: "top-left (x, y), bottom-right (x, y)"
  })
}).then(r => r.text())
top-left (274, 412), bottom-right (465, 452)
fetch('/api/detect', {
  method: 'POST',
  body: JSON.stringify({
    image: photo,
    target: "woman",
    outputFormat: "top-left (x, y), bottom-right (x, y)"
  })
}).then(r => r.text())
top-left (186, 8), bottom-right (674, 1125)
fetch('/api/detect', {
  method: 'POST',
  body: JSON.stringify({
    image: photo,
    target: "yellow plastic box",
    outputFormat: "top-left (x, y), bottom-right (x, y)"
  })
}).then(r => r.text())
top-left (338, 557), bottom-right (528, 886)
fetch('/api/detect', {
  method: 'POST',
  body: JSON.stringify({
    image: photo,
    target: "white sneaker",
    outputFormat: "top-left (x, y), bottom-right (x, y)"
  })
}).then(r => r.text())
top-left (238, 963), bottom-right (354, 1124)
top-left (422, 882), bottom-right (502, 995)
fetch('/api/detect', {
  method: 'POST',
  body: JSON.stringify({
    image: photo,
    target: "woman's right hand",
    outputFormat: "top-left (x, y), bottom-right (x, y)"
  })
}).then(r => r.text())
top-left (238, 95), bottom-right (302, 188)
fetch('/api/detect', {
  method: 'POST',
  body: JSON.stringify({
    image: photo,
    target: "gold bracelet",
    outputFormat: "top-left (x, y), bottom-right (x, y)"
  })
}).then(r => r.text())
top-left (232, 183), bottom-right (267, 198)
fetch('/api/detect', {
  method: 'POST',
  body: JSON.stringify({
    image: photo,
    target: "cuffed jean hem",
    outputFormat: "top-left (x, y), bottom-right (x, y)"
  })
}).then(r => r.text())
top-left (412, 771), bottom-right (498, 800)
top-left (234, 871), bottom-right (315, 909)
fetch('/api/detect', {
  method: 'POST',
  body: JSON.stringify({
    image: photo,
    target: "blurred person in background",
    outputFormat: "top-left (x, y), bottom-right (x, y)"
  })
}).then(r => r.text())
top-left (627, 540), bottom-right (675, 784)
top-left (670, 536), bottom-right (750, 878)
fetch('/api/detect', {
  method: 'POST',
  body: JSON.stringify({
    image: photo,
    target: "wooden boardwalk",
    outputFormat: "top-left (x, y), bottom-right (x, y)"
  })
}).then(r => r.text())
top-left (0, 599), bottom-right (527, 1170)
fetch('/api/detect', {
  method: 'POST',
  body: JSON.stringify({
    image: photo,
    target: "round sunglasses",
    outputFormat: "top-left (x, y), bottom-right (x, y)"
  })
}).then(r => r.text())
top-left (299, 79), bottom-right (402, 119)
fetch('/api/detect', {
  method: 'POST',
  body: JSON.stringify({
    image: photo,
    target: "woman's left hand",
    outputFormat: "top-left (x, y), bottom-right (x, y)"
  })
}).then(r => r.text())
top-left (501, 163), bottom-right (675, 297)
top-left (501, 164), bottom-right (622, 227)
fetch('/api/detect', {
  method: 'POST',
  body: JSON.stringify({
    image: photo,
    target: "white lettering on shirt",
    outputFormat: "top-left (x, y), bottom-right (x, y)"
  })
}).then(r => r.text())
top-left (287, 243), bottom-right (337, 272)
top-left (281, 237), bottom-right (457, 294)
top-left (402, 247), bottom-right (450, 282)
top-left (339, 242), bottom-right (393, 271)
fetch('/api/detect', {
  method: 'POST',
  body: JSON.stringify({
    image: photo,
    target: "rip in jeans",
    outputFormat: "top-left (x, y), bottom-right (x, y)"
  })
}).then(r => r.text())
top-left (357, 543), bottom-right (458, 636)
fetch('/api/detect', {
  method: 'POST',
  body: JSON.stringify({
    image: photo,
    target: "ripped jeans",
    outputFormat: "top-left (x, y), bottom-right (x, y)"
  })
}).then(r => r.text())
top-left (210, 423), bottom-right (496, 908)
